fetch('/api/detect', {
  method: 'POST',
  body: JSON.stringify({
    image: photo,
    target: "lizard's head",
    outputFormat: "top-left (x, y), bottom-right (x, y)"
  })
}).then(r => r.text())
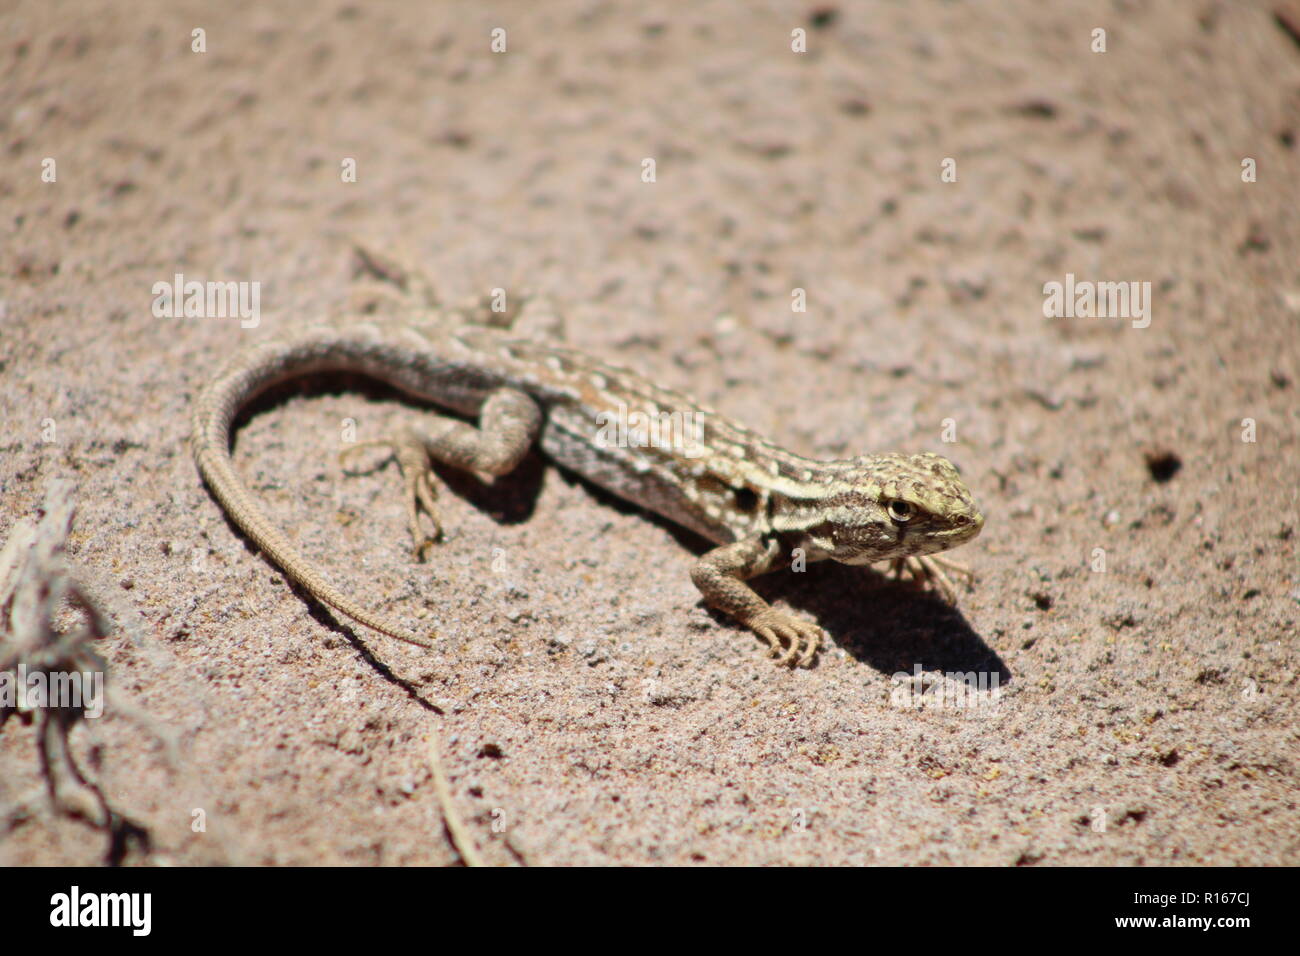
top-left (792, 453), bottom-right (984, 565)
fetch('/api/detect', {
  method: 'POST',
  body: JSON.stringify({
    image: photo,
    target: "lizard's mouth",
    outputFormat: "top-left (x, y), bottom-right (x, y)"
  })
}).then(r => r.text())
top-left (912, 508), bottom-right (984, 555)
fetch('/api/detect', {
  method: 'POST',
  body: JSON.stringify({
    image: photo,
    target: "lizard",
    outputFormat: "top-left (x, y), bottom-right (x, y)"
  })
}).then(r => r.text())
top-left (191, 280), bottom-right (984, 668)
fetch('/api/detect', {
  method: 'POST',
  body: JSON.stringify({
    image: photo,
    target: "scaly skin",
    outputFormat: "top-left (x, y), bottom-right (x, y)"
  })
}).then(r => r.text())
top-left (192, 315), bottom-right (983, 666)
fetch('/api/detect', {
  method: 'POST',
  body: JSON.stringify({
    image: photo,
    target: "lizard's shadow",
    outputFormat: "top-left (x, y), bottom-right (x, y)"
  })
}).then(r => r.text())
top-left (747, 561), bottom-right (1010, 681)
top-left (430, 453), bottom-right (544, 525)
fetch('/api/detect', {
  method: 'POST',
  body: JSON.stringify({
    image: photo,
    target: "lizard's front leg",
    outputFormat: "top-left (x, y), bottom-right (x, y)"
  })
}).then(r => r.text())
top-left (343, 387), bottom-right (543, 555)
top-left (690, 536), bottom-right (823, 667)
top-left (886, 554), bottom-right (975, 605)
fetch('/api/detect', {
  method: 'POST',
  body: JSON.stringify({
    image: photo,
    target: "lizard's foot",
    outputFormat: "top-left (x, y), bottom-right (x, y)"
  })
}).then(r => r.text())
top-left (887, 554), bottom-right (974, 605)
top-left (745, 609), bottom-right (823, 668)
top-left (349, 239), bottom-right (565, 340)
top-left (340, 430), bottom-right (443, 557)
top-left (349, 240), bottom-right (441, 310)
top-left (455, 289), bottom-right (566, 341)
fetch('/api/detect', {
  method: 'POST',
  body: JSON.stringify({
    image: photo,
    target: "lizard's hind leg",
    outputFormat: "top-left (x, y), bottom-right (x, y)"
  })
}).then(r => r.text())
top-left (340, 388), bottom-right (543, 559)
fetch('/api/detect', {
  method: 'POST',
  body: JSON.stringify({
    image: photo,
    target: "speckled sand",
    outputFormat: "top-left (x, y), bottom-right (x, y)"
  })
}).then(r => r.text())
top-left (1, 0), bottom-right (1296, 865)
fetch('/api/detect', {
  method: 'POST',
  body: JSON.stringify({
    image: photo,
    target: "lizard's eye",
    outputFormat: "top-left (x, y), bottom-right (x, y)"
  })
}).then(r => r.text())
top-left (887, 500), bottom-right (913, 522)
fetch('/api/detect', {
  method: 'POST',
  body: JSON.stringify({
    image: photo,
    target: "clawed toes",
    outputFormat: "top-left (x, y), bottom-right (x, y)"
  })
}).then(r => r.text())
top-left (412, 530), bottom-right (441, 562)
top-left (750, 613), bottom-right (822, 668)
top-left (340, 435), bottom-right (446, 559)
top-left (888, 555), bottom-right (973, 605)
top-left (774, 639), bottom-right (799, 667)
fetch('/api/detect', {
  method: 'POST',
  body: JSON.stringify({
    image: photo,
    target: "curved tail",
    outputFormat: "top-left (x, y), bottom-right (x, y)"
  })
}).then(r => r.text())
top-left (191, 331), bottom-right (434, 649)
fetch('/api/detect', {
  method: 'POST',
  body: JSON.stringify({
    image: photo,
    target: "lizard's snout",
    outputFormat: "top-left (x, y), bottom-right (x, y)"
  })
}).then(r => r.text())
top-left (950, 505), bottom-right (984, 542)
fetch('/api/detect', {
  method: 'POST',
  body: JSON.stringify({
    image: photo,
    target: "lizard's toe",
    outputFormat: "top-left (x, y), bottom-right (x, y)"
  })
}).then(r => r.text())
top-left (749, 610), bottom-right (821, 668)
top-left (752, 624), bottom-right (784, 659)
top-left (796, 624), bottom-right (823, 668)
top-left (774, 634), bottom-right (800, 667)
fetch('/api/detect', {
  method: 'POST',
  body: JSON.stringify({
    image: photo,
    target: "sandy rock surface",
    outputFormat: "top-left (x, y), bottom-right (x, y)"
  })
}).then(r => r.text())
top-left (1, 0), bottom-right (1296, 865)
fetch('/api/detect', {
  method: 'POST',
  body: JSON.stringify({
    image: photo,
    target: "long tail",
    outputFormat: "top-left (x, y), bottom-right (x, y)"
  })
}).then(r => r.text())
top-left (191, 329), bottom-right (434, 649)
